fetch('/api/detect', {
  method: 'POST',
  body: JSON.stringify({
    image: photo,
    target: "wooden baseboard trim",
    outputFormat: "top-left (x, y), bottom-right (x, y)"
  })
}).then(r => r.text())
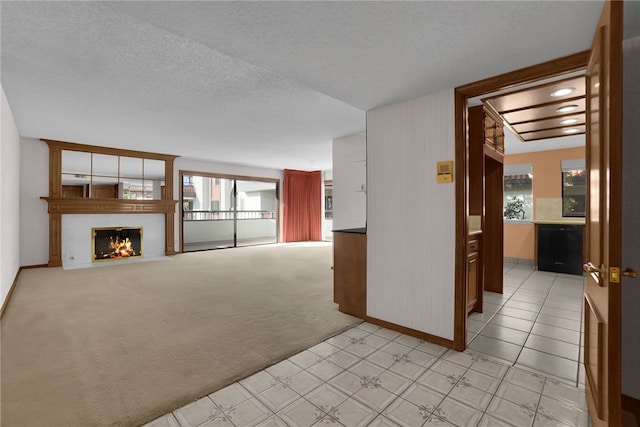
top-left (622, 394), bottom-right (640, 425)
top-left (1, 267), bottom-right (23, 319)
top-left (364, 315), bottom-right (454, 349)
top-left (21, 264), bottom-right (49, 269)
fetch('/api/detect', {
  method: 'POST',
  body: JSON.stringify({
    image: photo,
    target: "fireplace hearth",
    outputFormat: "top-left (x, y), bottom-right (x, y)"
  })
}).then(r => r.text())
top-left (93, 227), bottom-right (143, 262)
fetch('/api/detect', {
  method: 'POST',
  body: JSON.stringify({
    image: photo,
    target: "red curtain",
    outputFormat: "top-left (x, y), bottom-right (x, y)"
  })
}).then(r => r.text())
top-left (283, 169), bottom-right (322, 242)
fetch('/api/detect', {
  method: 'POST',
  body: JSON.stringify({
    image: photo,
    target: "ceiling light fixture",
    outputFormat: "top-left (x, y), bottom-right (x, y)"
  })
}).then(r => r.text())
top-left (550, 87), bottom-right (575, 97)
top-left (561, 118), bottom-right (579, 125)
top-left (564, 128), bottom-right (580, 134)
top-left (557, 105), bottom-right (579, 113)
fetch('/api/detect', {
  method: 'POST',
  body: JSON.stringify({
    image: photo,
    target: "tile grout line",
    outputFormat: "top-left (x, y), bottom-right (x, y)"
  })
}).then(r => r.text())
top-left (511, 272), bottom-right (557, 370)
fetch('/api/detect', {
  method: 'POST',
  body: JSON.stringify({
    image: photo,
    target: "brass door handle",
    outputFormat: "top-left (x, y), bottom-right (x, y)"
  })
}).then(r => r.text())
top-left (622, 268), bottom-right (638, 279)
top-left (583, 262), bottom-right (605, 274)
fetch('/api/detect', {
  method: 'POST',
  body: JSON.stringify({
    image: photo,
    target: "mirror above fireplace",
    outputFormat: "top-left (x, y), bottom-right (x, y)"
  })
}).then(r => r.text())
top-left (62, 150), bottom-right (166, 200)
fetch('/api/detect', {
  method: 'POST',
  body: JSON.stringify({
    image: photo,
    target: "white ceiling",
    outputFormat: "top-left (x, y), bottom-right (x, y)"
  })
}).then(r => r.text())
top-left (1, 1), bottom-right (608, 171)
top-left (504, 129), bottom-right (584, 156)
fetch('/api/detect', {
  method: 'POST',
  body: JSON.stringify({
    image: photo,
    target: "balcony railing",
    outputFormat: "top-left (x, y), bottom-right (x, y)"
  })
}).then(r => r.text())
top-left (183, 210), bottom-right (277, 221)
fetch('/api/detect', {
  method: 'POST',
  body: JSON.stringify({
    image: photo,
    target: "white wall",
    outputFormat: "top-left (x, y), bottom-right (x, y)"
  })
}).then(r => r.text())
top-left (19, 138), bottom-right (49, 266)
top-left (1, 86), bottom-right (22, 307)
top-left (622, 34), bottom-right (640, 399)
top-left (174, 157), bottom-right (283, 251)
top-left (332, 132), bottom-right (366, 230)
top-left (367, 89), bottom-right (455, 340)
top-left (61, 214), bottom-right (166, 269)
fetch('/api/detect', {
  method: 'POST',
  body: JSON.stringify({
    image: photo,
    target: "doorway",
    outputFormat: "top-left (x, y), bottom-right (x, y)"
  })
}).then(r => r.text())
top-left (464, 74), bottom-right (588, 385)
top-left (453, 51), bottom-right (590, 352)
top-left (181, 171), bottom-right (279, 251)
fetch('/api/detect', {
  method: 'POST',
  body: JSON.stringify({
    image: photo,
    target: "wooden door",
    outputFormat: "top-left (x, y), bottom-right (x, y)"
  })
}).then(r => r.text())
top-left (583, 1), bottom-right (623, 425)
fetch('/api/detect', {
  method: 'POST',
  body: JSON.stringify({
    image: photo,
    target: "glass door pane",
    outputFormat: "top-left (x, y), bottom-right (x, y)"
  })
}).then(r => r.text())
top-left (235, 180), bottom-right (277, 247)
top-left (182, 175), bottom-right (236, 251)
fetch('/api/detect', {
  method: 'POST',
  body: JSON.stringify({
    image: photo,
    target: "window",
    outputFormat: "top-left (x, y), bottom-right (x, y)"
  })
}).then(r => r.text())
top-left (503, 164), bottom-right (533, 221)
top-left (562, 159), bottom-right (586, 217)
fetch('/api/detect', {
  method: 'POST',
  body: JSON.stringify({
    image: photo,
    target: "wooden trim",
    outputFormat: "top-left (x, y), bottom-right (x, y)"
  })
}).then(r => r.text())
top-left (1, 267), bottom-right (23, 319)
top-left (453, 88), bottom-right (468, 352)
top-left (41, 197), bottom-right (178, 214)
top-left (180, 170), bottom-right (185, 253)
top-left (49, 212), bottom-right (62, 267)
top-left (42, 139), bottom-right (178, 162)
top-left (49, 145), bottom-right (62, 198)
top-left (606, 2), bottom-right (624, 424)
top-left (20, 264), bottom-right (49, 269)
top-left (180, 170), bottom-right (281, 184)
top-left (456, 51), bottom-right (590, 98)
top-left (453, 51), bottom-right (590, 352)
top-left (365, 315), bottom-right (454, 349)
top-left (585, 293), bottom-right (605, 419)
top-left (622, 394), bottom-right (640, 426)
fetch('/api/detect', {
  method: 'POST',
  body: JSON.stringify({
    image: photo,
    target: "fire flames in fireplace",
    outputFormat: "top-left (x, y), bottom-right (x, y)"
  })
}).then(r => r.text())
top-left (108, 236), bottom-right (136, 257)
top-left (93, 227), bottom-right (143, 262)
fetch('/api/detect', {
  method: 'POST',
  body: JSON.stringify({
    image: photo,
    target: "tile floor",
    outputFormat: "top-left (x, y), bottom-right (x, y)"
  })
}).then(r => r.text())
top-left (468, 263), bottom-right (585, 387)
top-left (145, 319), bottom-right (590, 426)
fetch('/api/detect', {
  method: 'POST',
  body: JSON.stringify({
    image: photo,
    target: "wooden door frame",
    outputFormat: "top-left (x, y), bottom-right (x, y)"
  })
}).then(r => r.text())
top-left (452, 51), bottom-right (590, 351)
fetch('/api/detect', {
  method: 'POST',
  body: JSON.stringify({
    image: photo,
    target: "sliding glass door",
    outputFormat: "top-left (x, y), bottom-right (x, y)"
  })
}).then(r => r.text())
top-left (182, 173), bottom-right (278, 252)
top-left (235, 180), bottom-right (278, 247)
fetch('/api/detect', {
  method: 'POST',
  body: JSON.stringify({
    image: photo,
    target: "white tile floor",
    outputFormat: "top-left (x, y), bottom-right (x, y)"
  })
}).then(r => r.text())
top-left (145, 318), bottom-right (590, 426)
top-left (468, 263), bottom-right (585, 388)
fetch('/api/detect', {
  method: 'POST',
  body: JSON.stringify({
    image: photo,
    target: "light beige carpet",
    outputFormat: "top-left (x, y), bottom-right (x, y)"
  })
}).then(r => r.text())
top-left (1, 243), bottom-right (360, 427)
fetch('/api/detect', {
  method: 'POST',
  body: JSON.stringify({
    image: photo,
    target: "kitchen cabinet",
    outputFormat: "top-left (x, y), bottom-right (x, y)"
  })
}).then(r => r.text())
top-left (483, 108), bottom-right (505, 160)
top-left (467, 233), bottom-right (483, 313)
top-left (333, 229), bottom-right (366, 318)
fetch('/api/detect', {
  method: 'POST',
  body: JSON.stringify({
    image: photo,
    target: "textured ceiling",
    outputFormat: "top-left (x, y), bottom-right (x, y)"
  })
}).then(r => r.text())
top-left (1, 1), bottom-right (607, 170)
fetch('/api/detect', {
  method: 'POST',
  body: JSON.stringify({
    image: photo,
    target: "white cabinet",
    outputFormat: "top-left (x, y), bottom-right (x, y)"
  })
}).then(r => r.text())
top-left (332, 133), bottom-right (366, 230)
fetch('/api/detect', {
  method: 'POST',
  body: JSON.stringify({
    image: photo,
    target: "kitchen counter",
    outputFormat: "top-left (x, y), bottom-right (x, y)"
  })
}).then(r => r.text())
top-left (333, 228), bottom-right (366, 234)
top-left (469, 229), bottom-right (483, 236)
top-left (532, 219), bottom-right (585, 225)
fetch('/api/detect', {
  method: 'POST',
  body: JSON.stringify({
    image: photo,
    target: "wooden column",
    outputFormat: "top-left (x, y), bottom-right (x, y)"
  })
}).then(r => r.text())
top-left (164, 156), bottom-right (177, 255)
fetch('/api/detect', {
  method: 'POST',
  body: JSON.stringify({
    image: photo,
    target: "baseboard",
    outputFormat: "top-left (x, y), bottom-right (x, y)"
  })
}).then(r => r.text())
top-left (623, 394), bottom-right (640, 426)
top-left (1, 267), bottom-right (22, 319)
top-left (364, 315), bottom-right (454, 349)
top-left (504, 257), bottom-right (534, 265)
top-left (0, 264), bottom-right (47, 319)
top-left (21, 264), bottom-right (48, 270)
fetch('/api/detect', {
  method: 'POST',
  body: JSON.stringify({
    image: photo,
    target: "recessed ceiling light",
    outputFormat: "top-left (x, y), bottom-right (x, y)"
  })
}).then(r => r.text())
top-left (564, 128), bottom-right (580, 134)
top-left (561, 118), bottom-right (579, 125)
top-left (550, 87), bottom-right (575, 97)
top-left (557, 105), bottom-right (579, 113)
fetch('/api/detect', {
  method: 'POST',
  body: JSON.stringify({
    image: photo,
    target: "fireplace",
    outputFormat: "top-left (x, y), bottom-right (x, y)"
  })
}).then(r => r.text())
top-left (92, 227), bottom-right (143, 262)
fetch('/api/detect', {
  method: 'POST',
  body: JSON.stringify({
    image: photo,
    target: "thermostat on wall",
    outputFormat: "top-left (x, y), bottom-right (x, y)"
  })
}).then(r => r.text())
top-left (437, 161), bottom-right (454, 183)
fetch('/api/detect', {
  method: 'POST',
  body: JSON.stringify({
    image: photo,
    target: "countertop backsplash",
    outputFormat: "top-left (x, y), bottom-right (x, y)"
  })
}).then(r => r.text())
top-left (535, 198), bottom-right (585, 224)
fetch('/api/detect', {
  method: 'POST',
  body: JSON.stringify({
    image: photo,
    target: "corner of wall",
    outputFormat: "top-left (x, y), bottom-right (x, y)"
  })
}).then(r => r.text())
top-left (1, 85), bottom-right (22, 307)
